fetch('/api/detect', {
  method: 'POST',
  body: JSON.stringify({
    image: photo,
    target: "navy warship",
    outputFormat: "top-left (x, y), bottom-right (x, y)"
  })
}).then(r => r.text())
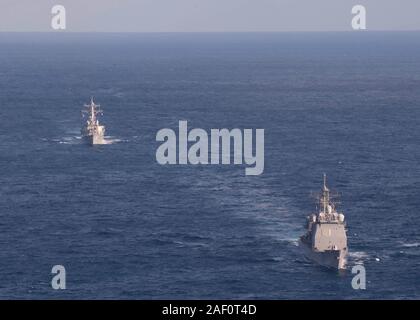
top-left (299, 174), bottom-right (348, 269)
top-left (81, 98), bottom-right (105, 145)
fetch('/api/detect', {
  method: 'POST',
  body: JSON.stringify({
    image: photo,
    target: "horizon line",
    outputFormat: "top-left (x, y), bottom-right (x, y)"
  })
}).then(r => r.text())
top-left (1, 29), bottom-right (420, 34)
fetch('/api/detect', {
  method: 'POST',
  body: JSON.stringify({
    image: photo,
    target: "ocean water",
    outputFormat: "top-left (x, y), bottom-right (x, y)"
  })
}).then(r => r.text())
top-left (0, 32), bottom-right (419, 299)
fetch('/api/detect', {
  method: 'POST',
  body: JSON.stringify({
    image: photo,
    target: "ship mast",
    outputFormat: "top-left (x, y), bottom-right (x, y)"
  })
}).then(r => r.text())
top-left (83, 97), bottom-right (102, 125)
top-left (90, 98), bottom-right (96, 124)
top-left (321, 173), bottom-right (330, 214)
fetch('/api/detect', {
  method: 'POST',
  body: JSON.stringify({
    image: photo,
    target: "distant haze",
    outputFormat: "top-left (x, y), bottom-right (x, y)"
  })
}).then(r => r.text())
top-left (1, 0), bottom-right (420, 32)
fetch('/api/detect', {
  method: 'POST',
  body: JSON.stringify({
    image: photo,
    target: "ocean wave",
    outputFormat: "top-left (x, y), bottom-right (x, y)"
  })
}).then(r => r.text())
top-left (278, 238), bottom-right (299, 246)
top-left (103, 136), bottom-right (132, 144)
top-left (400, 242), bottom-right (420, 248)
top-left (42, 135), bottom-right (82, 145)
top-left (347, 251), bottom-right (371, 265)
top-left (43, 135), bottom-right (127, 145)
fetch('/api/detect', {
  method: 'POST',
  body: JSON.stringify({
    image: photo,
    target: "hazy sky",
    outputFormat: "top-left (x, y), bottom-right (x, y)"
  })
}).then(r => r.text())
top-left (1, 0), bottom-right (420, 32)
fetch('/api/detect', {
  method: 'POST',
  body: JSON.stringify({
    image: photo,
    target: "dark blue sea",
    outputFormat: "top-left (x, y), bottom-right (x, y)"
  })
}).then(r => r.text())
top-left (0, 32), bottom-right (419, 299)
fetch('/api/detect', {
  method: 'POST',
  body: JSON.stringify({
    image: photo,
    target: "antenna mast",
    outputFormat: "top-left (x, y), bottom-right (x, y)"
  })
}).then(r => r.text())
top-left (83, 97), bottom-right (102, 125)
top-left (321, 173), bottom-right (330, 214)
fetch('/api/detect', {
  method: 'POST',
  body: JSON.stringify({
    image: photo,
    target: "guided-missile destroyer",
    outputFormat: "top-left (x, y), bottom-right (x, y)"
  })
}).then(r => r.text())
top-left (81, 98), bottom-right (105, 145)
top-left (299, 174), bottom-right (348, 270)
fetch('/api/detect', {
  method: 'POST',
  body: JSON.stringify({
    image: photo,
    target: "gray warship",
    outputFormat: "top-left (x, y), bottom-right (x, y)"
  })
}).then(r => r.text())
top-left (299, 174), bottom-right (348, 270)
top-left (81, 98), bottom-right (105, 145)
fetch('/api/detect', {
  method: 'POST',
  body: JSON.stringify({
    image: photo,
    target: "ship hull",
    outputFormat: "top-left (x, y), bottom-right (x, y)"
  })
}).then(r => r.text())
top-left (299, 238), bottom-right (347, 270)
top-left (83, 133), bottom-right (104, 145)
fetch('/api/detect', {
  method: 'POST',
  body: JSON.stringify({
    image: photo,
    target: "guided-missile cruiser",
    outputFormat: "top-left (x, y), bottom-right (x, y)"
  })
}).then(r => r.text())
top-left (81, 97), bottom-right (105, 145)
top-left (299, 174), bottom-right (348, 270)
